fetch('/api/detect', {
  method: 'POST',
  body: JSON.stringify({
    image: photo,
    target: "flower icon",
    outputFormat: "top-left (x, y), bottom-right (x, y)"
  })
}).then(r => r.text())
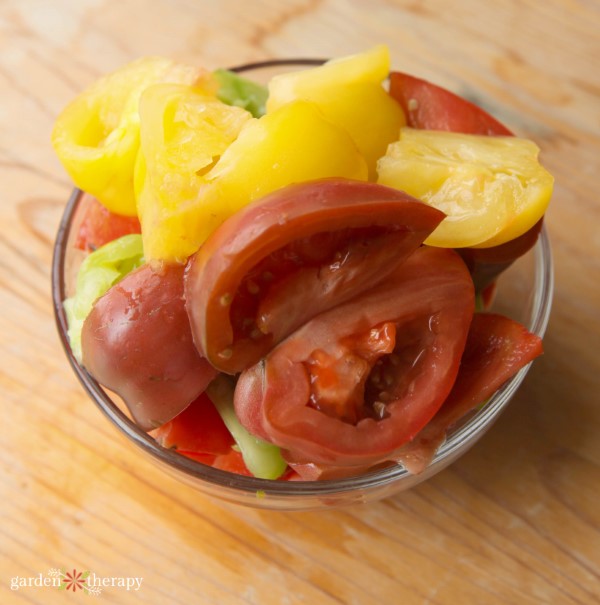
top-left (62, 569), bottom-right (87, 592)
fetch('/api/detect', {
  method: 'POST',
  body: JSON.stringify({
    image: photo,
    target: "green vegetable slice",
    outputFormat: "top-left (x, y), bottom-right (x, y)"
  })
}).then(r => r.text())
top-left (213, 69), bottom-right (268, 118)
top-left (64, 234), bottom-right (144, 362)
top-left (207, 375), bottom-right (287, 480)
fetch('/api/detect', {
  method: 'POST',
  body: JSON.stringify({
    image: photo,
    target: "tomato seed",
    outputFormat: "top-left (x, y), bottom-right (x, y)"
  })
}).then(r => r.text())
top-left (246, 280), bottom-right (260, 295)
top-left (373, 401), bottom-right (387, 419)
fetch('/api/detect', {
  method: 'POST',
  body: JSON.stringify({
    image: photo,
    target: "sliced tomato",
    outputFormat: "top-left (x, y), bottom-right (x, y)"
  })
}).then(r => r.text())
top-left (152, 391), bottom-right (234, 455)
top-left (176, 452), bottom-right (217, 465)
top-left (287, 313), bottom-right (542, 479)
top-left (208, 449), bottom-right (304, 480)
top-left (395, 312), bottom-right (543, 473)
top-left (234, 246), bottom-right (474, 467)
top-left (81, 263), bottom-right (217, 430)
top-left (389, 72), bottom-right (513, 135)
top-left (74, 193), bottom-right (141, 252)
top-left (184, 178), bottom-right (445, 374)
top-left (212, 449), bottom-right (253, 476)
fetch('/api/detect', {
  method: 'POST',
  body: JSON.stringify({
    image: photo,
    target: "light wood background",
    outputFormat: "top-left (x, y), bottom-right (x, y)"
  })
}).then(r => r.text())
top-left (1, 1), bottom-right (599, 603)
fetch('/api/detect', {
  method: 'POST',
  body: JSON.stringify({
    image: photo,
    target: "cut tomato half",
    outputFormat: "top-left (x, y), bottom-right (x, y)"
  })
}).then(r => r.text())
top-left (184, 178), bottom-right (445, 374)
top-left (234, 246), bottom-right (475, 467)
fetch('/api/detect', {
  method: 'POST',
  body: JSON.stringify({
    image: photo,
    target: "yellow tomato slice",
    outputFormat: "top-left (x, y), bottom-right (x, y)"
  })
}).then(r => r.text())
top-left (267, 45), bottom-right (404, 179)
top-left (203, 100), bottom-right (368, 224)
top-left (138, 100), bottom-right (368, 263)
top-left (267, 45), bottom-right (391, 108)
top-left (52, 57), bottom-right (214, 216)
top-left (136, 84), bottom-right (252, 263)
top-left (377, 128), bottom-right (554, 248)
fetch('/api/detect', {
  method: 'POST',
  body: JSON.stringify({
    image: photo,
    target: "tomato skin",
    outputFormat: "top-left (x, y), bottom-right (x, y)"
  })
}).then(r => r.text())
top-left (287, 313), bottom-right (542, 479)
top-left (212, 449), bottom-right (253, 476)
top-left (152, 391), bottom-right (234, 455)
top-left (395, 312), bottom-right (543, 473)
top-left (184, 178), bottom-right (445, 374)
top-left (389, 72), bottom-right (513, 135)
top-left (74, 193), bottom-right (141, 252)
top-left (81, 263), bottom-right (217, 430)
top-left (234, 246), bottom-right (475, 467)
top-left (176, 451), bottom-right (217, 466)
top-left (458, 219), bottom-right (543, 291)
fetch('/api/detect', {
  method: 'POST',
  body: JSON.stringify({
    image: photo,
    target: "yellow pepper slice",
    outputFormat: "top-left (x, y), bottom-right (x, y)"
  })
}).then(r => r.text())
top-left (377, 128), bottom-right (554, 248)
top-left (52, 57), bottom-right (214, 216)
top-left (267, 45), bottom-right (405, 179)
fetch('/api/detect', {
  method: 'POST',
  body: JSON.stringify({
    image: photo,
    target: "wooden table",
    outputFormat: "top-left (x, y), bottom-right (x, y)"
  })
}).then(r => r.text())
top-left (1, 1), bottom-right (599, 603)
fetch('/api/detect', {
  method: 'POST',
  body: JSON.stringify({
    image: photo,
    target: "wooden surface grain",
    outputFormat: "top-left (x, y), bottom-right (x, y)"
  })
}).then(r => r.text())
top-left (1, 0), bottom-right (599, 603)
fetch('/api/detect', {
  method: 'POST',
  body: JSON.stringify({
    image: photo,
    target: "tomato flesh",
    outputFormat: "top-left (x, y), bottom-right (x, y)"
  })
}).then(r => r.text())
top-left (74, 193), bottom-right (141, 252)
top-left (212, 450), bottom-right (253, 476)
top-left (234, 246), bottom-right (475, 467)
top-left (152, 391), bottom-right (234, 455)
top-left (185, 178), bottom-right (445, 374)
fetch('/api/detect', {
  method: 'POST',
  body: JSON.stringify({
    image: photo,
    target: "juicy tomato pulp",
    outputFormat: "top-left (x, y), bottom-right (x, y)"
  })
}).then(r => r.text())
top-left (185, 178), bottom-right (445, 374)
top-left (74, 193), bottom-right (141, 252)
top-left (230, 226), bottom-right (411, 343)
top-left (234, 246), bottom-right (475, 468)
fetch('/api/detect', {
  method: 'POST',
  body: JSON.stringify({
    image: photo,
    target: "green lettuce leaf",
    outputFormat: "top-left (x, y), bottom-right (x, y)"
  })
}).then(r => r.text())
top-left (64, 234), bottom-right (144, 362)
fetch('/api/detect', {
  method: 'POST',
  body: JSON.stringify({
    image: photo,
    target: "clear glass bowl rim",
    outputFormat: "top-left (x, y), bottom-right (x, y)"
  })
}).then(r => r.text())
top-left (51, 59), bottom-right (554, 502)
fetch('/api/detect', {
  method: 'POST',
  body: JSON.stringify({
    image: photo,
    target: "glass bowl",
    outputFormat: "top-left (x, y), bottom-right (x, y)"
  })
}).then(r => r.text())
top-left (51, 60), bottom-right (553, 511)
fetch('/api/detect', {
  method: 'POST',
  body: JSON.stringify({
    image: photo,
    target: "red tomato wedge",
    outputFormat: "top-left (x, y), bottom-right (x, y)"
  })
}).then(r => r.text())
top-left (74, 192), bottom-right (141, 252)
top-left (234, 246), bottom-right (475, 467)
top-left (395, 313), bottom-right (543, 473)
top-left (212, 449), bottom-right (253, 476)
top-left (152, 391), bottom-right (234, 455)
top-left (389, 71), bottom-right (513, 135)
top-left (81, 263), bottom-right (217, 430)
top-left (287, 313), bottom-right (542, 480)
top-left (184, 178), bottom-right (445, 374)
